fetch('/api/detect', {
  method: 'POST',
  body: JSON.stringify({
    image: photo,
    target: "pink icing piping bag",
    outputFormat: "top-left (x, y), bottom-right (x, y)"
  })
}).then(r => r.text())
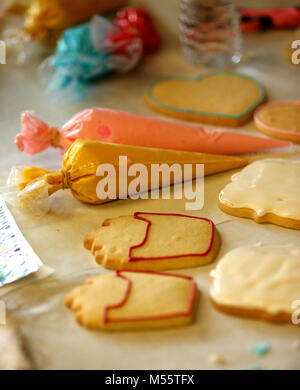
top-left (15, 108), bottom-right (293, 156)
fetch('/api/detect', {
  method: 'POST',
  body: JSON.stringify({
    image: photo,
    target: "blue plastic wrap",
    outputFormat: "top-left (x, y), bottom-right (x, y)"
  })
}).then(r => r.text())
top-left (39, 15), bottom-right (142, 100)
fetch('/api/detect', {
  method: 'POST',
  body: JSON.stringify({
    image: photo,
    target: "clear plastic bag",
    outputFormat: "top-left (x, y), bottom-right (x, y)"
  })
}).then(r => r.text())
top-left (3, 167), bottom-right (50, 217)
top-left (38, 15), bottom-right (142, 100)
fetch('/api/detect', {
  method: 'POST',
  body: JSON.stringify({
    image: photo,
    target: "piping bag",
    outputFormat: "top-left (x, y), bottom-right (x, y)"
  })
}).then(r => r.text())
top-left (1, 0), bottom-right (127, 65)
top-left (38, 8), bottom-right (160, 99)
top-left (6, 139), bottom-right (248, 216)
top-left (38, 16), bottom-right (141, 100)
top-left (15, 108), bottom-right (293, 156)
top-left (24, 0), bottom-right (126, 44)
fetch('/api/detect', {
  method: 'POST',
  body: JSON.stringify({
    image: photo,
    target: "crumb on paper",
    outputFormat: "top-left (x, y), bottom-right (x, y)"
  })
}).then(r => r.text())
top-left (254, 242), bottom-right (263, 247)
top-left (208, 352), bottom-right (225, 365)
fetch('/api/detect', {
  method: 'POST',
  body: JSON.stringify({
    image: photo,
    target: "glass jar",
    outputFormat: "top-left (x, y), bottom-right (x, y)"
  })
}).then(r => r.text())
top-left (179, 0), bottom-right (242, 67)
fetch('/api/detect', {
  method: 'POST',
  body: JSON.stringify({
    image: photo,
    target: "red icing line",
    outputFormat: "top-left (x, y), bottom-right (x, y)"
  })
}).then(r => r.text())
top-left (103, 271), bottom-right (132, 324)
top-left (103, 270), bottom-right (197, 324)
top-left (128, 212), bottom-right (215, 261)
top-left (254, 101), bottom-right (300, 137)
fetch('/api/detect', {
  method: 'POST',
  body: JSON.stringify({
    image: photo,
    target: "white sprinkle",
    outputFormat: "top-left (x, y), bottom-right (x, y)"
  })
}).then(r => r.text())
top-left (254, 242), bottom-right (263, 247)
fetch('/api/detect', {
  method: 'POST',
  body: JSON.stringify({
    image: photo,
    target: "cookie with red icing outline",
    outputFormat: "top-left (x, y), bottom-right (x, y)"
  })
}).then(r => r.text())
top-left (64, 270), bottom-right (197, 330)
top-left (84, 212), bottom-right (220, 271)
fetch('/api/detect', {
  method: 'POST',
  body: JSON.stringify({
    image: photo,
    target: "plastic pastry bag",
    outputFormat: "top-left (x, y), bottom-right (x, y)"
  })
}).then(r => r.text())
top-left (7, 138), bottom-right (248, 216)
top-left (24, 0), bottom-right (126, 44)
top-left (15, 108), bottom-right (293, 156)
top-left (38, 15), bottom-right (142, 100)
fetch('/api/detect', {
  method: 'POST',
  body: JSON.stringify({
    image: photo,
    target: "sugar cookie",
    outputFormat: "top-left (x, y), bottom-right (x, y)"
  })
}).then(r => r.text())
top-left (65, 270), bottom-right (197, 330)
top-left (254, 101), bottom-right (300, 144)
top-left (210, 244), bottom-right (300, 323)
top-left (84, 212), bottom-right (220, 271)
top-left (145, 72), bottom-right (265, 126)
top-left (218, 159), bottom-right (300, 230)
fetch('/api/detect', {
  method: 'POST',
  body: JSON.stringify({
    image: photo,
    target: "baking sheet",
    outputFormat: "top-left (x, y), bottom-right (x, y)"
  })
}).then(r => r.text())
top-left (0, 0), bottom-right (300, 370)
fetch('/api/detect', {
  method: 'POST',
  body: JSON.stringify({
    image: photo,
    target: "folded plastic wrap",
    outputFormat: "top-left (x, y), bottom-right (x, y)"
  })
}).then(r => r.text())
top-left (38, 15), bottom-right (143, 99)
top-left (1, 27), bottom-right (49, 66)
top-left (113, 7), bottom-right (161, 55)
top-left (24, 0), bottom-right (126, 44)
top-left (5, 167), bottom-right (52, 216)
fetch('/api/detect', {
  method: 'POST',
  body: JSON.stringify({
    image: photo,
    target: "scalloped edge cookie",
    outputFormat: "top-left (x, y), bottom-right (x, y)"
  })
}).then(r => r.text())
top-left (84, 212), bottom-right (221, 271)
top-left (65, 270), bottom-right (198, 330)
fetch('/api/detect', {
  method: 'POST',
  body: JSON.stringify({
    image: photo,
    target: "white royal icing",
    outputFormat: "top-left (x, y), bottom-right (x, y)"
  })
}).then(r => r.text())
top-left (210, 244), bottom-right (300, 314)
top-left (219, 159), bottom-right (300, 220)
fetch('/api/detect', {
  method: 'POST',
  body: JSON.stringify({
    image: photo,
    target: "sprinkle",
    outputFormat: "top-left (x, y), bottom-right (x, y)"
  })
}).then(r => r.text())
top-left (0, 267), bottom-right (4, 282)
top-left (250, 342), bottom-right (270, 356)
top-left (208, 353), bottom-right (225, 365)
top-left (292, 340), bottom-right (300, 350)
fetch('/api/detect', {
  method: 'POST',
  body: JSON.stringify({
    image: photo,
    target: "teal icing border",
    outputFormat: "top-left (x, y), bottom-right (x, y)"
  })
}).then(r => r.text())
top-left (146, 71), bottom-right (265, 119)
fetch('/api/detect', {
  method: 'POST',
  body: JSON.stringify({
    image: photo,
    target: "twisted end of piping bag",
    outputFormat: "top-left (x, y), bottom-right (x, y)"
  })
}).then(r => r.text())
top-left (3, 166), bottom-right (70, 217)
top-left (15, 111), bottom-right (60, 155)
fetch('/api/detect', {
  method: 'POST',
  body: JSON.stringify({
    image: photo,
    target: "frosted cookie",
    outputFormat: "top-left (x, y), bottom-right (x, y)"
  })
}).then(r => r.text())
top-left (65, 270), bottom-right (197, 330)
top-left (145, 72), bottom-right (265, 126)
top-left (254, 101), bottom-right (300, 144)
top-left (84, 212), bottom-right (220, 271)
top-left (218, 159), bottom-right (300, 230)
top-left (210, 244), bottom-right (300, 323)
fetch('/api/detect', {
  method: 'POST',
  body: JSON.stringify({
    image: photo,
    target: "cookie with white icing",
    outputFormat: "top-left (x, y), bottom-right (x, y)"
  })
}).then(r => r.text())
top-left (210, 244), bottom-right (300, 323)
top-left (84, 212), bottom-right (220, 271)
top-left (65, 271), bottom-right (197, 330)
top-left (218, 159), bottom-right (300, 230)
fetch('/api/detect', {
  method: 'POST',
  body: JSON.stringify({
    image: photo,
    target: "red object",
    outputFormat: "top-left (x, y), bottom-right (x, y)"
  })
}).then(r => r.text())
top-left (113, 7), bottom-right (161, 54)
top-left (241, 7), bottom-right (300, 34)
top-left (107, 29), bottom-right (138, 53)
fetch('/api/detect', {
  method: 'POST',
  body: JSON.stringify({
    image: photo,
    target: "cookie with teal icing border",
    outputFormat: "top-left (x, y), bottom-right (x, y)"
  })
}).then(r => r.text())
top-left (145, 71), bottom-right (265, 127)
